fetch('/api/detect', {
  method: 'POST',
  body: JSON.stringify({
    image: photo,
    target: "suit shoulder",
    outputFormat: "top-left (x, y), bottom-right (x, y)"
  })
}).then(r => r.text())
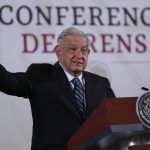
top-left (26, 63), bottom-right (53, 73)
top-left (84, 71), bottom-right (108, 81)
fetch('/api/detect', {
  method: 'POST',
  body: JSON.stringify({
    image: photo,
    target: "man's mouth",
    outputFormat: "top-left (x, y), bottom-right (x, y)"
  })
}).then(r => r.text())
top-left (73, 61), bottom-right (83, 65)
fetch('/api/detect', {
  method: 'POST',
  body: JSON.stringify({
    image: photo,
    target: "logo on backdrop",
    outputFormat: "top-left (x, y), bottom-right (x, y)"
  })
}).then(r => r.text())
top-left (136, 91), bottom-right (150, 128)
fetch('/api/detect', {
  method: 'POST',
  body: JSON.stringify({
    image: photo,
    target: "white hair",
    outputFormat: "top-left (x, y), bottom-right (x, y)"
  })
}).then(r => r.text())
top-left (57, 27), bottom-right (89, 44)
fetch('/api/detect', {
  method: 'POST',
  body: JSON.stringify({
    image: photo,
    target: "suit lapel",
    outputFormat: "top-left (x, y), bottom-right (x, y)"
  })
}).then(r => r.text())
top-left (83, 72), bottom-right (96, 117)
top-left (51, 63), bottom-right (96, 119)
top-left (52, 63), bottom-right (81, 119)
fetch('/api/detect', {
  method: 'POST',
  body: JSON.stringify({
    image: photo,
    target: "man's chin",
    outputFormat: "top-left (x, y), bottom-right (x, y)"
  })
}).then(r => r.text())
top-left (72, 68), bottom-right (84, 76)
top-left (73, 67), bottom-right (84, 72)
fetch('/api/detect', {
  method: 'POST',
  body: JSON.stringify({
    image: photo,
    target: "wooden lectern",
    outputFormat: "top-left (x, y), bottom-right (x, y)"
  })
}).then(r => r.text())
top-left (68, 97), bottom-right (150, 150)
top-left (128, 145), bottom-right (150, 150)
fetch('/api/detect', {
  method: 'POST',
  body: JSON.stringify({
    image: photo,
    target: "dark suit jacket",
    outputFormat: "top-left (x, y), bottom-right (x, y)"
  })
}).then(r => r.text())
top-left (0, 62), bottom-right (115, 150)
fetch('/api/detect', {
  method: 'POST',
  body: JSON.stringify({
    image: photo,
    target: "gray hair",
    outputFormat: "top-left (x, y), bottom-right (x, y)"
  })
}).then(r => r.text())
top-left (57, 27), bottom-right (89, 44)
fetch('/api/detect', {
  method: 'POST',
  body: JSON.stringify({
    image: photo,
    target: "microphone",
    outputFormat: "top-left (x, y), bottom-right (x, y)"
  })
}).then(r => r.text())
top-left (141, 87), bottom-right (149, 91)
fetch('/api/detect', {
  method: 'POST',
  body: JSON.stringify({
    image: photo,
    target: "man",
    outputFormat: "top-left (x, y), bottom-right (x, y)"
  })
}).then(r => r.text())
top-left (0, 27), bottom-right (115, 150)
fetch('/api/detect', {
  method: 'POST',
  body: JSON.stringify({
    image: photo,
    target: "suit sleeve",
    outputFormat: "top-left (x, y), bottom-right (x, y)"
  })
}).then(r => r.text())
top-left (106, 78), bottom-right (116, 98)
top-left (0, 64), bottom-right (34, 98)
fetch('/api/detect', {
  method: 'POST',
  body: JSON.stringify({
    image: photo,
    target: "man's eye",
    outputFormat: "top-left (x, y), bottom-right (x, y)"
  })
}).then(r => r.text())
top-left (81, 48), bottom-right (89, 54)
top-left (69, 48), bottom-right (76, 52)
top-left (82, 49), bottom-right (87, 52)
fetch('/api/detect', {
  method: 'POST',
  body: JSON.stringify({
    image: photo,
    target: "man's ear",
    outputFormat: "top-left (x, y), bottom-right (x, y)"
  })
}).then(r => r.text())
top-left (55, 45), bottom-right (61, 58)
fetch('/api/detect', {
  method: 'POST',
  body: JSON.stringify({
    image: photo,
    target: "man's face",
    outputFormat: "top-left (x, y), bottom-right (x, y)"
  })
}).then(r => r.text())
top-left (56, 34), bottom-right (90, 76)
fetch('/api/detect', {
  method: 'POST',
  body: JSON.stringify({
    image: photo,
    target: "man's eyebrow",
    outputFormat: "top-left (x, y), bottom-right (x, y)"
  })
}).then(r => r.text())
top-left (68, 44), bottom-right (89, 47)
top-left (67, 43), bottom-right (77, 46)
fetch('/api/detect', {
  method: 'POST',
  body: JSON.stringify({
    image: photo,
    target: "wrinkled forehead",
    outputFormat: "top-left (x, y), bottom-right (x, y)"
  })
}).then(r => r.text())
top-left (62, 34), bottom-right (89, 46)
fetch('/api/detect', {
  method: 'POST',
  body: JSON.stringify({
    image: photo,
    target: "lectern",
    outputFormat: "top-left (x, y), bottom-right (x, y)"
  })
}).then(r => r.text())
top-left (68, 97), bottom-right (150, 150)
top-left (129, 145), bottom-right (150, 150)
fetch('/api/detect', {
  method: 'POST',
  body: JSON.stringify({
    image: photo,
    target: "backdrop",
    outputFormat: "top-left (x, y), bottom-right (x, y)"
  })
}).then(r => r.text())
top-left (0, 0), bottom-right (150, 149)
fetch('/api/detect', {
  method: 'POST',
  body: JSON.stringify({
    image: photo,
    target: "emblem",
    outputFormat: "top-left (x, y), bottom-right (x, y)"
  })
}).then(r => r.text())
top-left (136, 91), bottom-right (150, 128)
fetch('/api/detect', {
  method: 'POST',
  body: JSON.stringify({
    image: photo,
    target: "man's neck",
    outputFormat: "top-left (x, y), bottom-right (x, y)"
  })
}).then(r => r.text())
top-left (59, 63), bottom-right (82, 77)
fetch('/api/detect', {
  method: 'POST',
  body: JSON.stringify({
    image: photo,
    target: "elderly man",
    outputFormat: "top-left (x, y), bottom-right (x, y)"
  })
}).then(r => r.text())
top-left (0, 27), bottom-right (115, 150)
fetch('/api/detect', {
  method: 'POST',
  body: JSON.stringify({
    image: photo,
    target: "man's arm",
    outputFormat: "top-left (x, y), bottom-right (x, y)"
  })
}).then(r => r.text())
top-left (0, 64), bottom-right (33, 98)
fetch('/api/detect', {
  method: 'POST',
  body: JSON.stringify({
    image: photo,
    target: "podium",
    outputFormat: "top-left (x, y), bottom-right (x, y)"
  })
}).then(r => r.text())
top-left (129, 145), bottom-right (150, 150)
top-left (68, 97), bottom-right (150, 150)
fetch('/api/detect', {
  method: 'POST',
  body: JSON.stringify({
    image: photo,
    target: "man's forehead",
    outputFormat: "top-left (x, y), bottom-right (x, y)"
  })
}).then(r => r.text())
top-left (63, 36), bottom-right (88, 45)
